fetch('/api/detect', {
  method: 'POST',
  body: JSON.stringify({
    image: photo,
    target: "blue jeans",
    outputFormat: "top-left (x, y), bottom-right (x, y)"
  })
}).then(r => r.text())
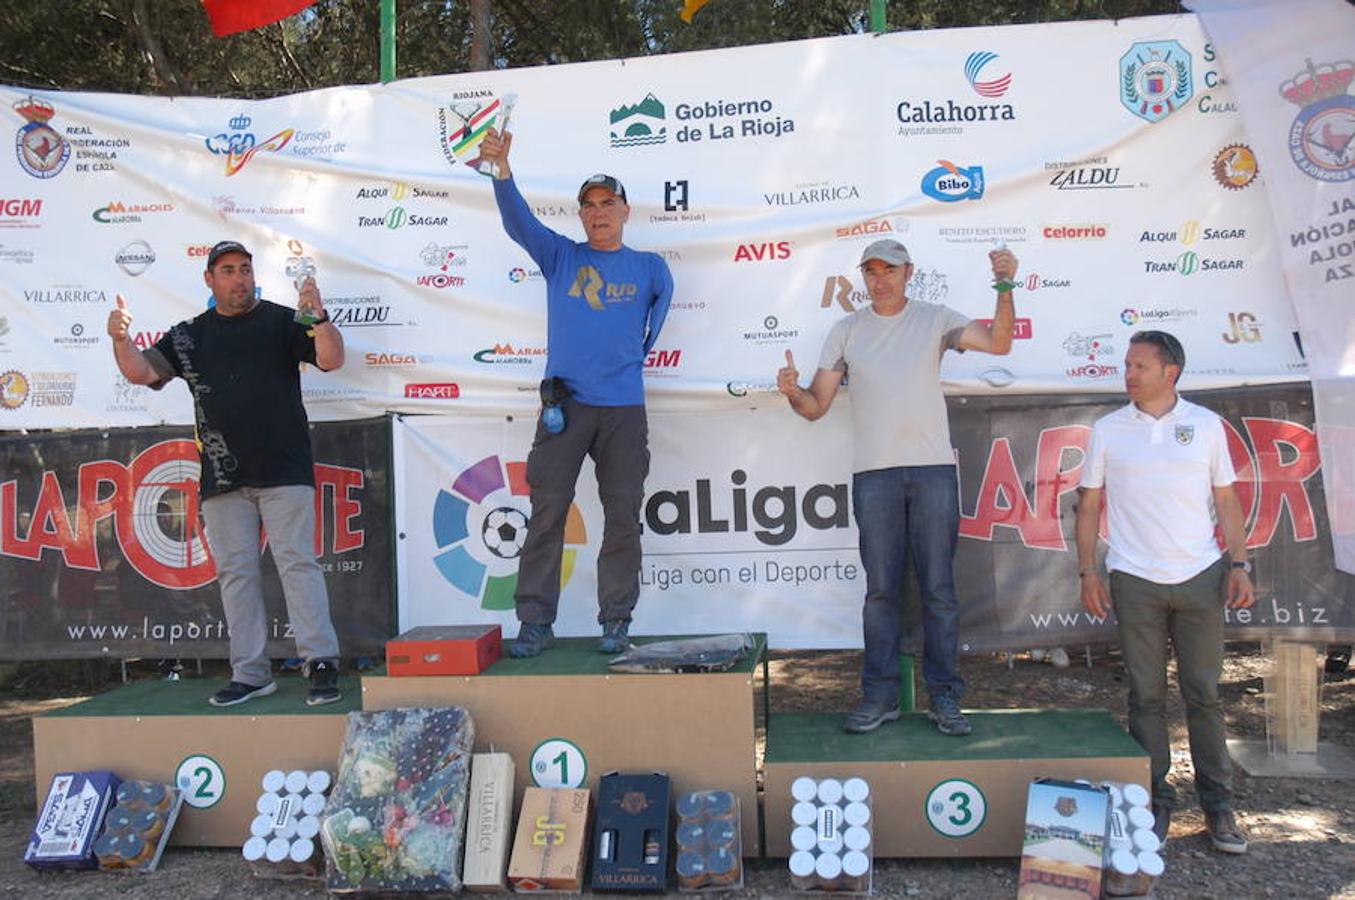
top-left (852, 465), bottom-right (964, 707)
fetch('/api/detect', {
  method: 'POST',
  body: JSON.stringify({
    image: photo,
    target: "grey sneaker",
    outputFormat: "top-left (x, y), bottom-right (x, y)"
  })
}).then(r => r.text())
top-left (843, 701), bottom-right (901, 734)
top-left (209, 680), bottom-right (277, 707)
top-left (511, 622), bottom-right (556, 658)
top-left (1206, 809), bottom-right (1248, 854)
top-left (598, 619), bottom-right (631, 654)
top-left (305, 659), bottom-right (341, 707)
top-left (927, 695), bottom-right (972, 736)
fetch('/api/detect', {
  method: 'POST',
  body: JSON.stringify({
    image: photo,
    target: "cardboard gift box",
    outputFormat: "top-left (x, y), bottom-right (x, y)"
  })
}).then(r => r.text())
top-left (1017, 778), bottom-right (1112, 900)
top-left (508, 787), bottom-right (591, 892)
top-left (385, 624), bottom-right (502, 676)
top-left (463, 753), bottom-right (515, 892)
top-left (25, 770), bottom-right (121, 870)
top-left (591, 772), bottom-right (671, 892)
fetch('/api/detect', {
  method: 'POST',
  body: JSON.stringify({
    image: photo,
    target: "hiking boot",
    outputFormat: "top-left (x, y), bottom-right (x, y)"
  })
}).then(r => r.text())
top-left (305, 659), bottom-right (342, 706)
top-left (209, 680), bottom-right (277, 707)
top-left (1206, 809), bottom-right (1248, 854)
top-left (843, 701), bottom-right (901, 734)
top-left (511, 623), bottom-right (556, 658)
top-left (598, 619), bottom-right (631, 655)
top-left (927, 695), bottom-right (972, 736)
top-left (1152, 802), bottom-right (1172, 843)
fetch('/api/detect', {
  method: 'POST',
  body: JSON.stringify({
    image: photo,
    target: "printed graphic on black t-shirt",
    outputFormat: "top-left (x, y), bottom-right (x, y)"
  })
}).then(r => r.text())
top-left (152, 300), bottom-right (318, 497)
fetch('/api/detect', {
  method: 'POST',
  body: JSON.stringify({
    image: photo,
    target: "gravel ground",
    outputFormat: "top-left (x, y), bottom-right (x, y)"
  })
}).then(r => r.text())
top-left (0, 644), bottom-right (1351, 899)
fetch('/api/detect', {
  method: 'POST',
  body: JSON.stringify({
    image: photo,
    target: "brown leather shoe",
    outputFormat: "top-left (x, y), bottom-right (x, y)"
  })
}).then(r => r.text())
top-left (1206, 809), bottom-right (1248, 854)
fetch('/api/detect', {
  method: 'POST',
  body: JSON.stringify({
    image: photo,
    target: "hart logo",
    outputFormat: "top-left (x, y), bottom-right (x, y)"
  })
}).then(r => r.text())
top-left (1280, 59), bottom-right (1355, 182)
top-left (965, 51), bottom-right (1012, 98)
top-left (1212, 144), bottom-right (1259, 190)
top-left (404, 382), bottom-right (460, 399)
top-left (1223, 311), bottom-right (1262, 343)
top-left (431, 455), bottom-right (586, 610)
top-left (977, 317), bottom-right (1033, 339)
top-left (733, 241), bottom-right (792, 262)
top-left (1120, 41), bottom-right (1193, 124)
top-left (610, 93), bottom-right (667, 148)
top-left (921, 160), bottom-right (984, 202)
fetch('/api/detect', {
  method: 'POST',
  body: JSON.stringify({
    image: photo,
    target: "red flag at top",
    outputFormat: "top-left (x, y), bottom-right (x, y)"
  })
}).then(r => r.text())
top-left (202, 0), bottom-right (316, 37)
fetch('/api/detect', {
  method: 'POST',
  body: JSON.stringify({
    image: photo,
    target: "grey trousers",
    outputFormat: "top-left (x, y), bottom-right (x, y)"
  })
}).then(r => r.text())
top-left (202, 484), bottom-right (340, 685)
top-left (514, 399), bottom-right (649, 626)
top-left (1111, 557), bottom-right (1233, 813)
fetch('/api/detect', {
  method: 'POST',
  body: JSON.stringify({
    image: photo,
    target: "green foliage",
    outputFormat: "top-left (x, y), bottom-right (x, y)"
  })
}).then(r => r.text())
top-left (0, 0), bottom-right (1185, 97)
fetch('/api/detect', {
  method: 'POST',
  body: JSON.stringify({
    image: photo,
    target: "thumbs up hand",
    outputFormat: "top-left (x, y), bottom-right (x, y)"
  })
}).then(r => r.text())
top-left (777, 349), bottom-right (800, 397)
top-left (107, 294), bottom-right (133, 342)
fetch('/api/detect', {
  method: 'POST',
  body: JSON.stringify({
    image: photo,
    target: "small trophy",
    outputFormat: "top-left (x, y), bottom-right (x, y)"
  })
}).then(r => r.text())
top-left (445, 91), bottom-right (518, 178)
top-left (477, 93), bottom-right (516, 178)
top-left (286, 255), bottom-right (321, 325)
top-left (991, 239), bottom-right (1016, 293)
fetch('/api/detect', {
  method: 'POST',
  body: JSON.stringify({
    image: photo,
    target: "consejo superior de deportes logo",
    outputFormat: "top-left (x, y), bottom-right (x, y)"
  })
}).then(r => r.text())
top-left (431, 455), bottom-right (587, 610)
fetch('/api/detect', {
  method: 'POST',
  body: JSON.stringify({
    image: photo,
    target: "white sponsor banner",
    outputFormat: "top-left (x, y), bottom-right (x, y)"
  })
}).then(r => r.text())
top-left (0, 13), bottom-right (1308, 429)
top-left (393, 409), bottom-right (869, 648)
top-left (1187, 0), bottom-right (1355, 572)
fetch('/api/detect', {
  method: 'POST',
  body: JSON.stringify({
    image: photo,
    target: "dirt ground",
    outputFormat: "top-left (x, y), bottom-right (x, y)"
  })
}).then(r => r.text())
top-left (0, 644), bottom-right (1351, 899)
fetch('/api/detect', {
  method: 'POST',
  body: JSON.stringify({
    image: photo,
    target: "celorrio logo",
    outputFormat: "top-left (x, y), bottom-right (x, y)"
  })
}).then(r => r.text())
top-left (965, 51), bottom-right (1012, 97)
top-left (921, 160), bottom-right (984, 202)
top-left (1042, 224), bottom-right (1108, 240)
top-left (431, 455), bottom-right (586, 610)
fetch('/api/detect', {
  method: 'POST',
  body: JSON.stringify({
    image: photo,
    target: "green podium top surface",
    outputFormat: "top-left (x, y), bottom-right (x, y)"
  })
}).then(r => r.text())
top-left (382, 632), bottom-right (768, 678)
top-left (766, 710), bottom-right (1147, 763)
top-left (40, 674), bottom-right (364, 719)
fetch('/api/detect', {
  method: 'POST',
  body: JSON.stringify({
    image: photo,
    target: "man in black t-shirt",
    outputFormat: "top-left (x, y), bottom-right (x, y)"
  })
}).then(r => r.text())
top-left (107, 240), bottom-right (347, 707)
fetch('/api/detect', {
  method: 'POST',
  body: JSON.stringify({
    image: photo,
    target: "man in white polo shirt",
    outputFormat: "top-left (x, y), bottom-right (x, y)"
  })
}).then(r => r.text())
top-left (1075, 329), bottom-right (1254, 854)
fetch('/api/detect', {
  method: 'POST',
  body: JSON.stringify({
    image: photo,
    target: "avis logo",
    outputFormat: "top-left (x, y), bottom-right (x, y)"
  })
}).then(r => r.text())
top-left (921, 160), bottom-right (984, 202)
top-left (965, 51), bottom-right (1011, 98)
top-left (733, 241), bottom-right (791, 262)
top-left (431, 455), bottom-right (586, 610)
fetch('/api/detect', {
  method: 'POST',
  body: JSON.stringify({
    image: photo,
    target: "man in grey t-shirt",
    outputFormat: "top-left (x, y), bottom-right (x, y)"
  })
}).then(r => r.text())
top-left (777, 239), bottom-right (1019, 735)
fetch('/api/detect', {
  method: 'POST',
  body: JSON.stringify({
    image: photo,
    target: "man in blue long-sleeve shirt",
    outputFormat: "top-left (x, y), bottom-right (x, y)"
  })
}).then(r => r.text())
top-left (479, 127), bottom-right (673, 658)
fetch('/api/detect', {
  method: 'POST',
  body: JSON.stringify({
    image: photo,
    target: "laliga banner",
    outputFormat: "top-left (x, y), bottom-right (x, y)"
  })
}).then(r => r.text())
top-left (1187, 0), bottom-right (1355, 573)
top-left (0, 12), bottom-right (1310, 430)
top-left (394, 386), bottom-right (1354, 651)
top-left (0, 418), bottom-right (393, 659)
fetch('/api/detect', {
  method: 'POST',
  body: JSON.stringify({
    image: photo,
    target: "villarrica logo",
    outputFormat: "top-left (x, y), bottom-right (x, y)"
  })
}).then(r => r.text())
top-left (432, 455), bottom-right (587, 610)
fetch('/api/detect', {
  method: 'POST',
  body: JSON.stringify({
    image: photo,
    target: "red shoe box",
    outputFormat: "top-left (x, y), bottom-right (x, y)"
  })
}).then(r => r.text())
top-left (386, 625), bottom-right (502, 676)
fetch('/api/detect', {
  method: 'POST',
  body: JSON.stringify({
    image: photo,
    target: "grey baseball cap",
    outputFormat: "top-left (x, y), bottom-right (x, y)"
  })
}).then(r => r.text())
top-left (577, 173), bottom-right (627, 204)
top-left (206, 240), bottom-right (252, 268)
top-left (858, 239), bottom-right (911, 267)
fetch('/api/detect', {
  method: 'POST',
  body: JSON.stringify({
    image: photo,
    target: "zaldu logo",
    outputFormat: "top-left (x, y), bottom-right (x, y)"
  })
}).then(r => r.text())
top-left (0, 440), bottom-right (365, 589)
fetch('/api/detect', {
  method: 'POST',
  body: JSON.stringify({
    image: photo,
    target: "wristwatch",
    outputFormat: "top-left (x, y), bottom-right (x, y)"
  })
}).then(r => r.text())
top-left (1230, 559), bottom-right (1252, 574)
top-left (312, 309), bottom-right (330, 325)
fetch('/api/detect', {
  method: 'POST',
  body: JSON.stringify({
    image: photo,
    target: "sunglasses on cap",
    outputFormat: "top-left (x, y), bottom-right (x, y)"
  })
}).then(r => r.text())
top-left (1130, 330), bottom-right (1185, 370)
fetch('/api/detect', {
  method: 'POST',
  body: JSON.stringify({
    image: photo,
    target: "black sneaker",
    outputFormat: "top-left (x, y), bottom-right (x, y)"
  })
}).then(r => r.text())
top-left (598, 619), bottom-right (631, 654)
top-left (209, 680), bottom-right (277, 707)
top-left (843, 701), bottom-right (901, 734)
top-left (927, 695), bottom-right (972, 736)
top-left (510, 623), bottom-right (556, 658)
top-left (1152, 802), bottom-right (1172, 843)
top-left (305, 659), bottom-right (341, 707)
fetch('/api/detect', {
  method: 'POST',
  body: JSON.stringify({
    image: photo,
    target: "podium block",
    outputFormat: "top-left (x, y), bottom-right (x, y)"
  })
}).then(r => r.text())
top-left (33, 677), bottom-right (357, 847)
top-left (361, 634), bottom-right (766, 855)
top-left (764, 709), bottom-right (1147, 858)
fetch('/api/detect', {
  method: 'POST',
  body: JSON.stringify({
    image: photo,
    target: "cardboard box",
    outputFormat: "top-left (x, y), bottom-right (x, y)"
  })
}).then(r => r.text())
top-left (464, 752), bottom-right (515, 892)
top-left (508, 787), bottom-right (591, 892)
top-left (386, 625), bottom-right (502, 676)
top-left (591, 773), bottom-right (671, 892)
top-left (1017, 778), bottom-right (1111, 900)
top-left (25, 770), bottom-right (120, 869)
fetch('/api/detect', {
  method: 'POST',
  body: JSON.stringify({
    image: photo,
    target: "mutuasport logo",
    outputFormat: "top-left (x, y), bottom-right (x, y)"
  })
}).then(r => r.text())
top-left (431, 455), bottom-right (587, 610)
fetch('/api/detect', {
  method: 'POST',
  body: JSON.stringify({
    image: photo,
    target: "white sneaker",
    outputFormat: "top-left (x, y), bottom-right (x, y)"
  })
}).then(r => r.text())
top-left (1050, 647), bottom-right (1071, 668)
top-left (1029, 649), bottom-right (1047, 662)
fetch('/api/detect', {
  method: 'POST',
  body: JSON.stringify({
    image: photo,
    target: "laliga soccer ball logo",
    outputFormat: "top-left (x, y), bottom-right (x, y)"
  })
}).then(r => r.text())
top-left (432, 455), bottom-right (586, 610)
top-left (1281, 58), bottom-right (1355, 182)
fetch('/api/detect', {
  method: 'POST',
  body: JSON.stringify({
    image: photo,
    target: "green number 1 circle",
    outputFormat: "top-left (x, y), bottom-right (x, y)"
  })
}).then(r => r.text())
top-left (529, 738), bottom-right (586, 788)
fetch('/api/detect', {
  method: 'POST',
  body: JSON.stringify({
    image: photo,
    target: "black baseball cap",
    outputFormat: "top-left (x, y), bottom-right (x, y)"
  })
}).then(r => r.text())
top-left (577, 174), bottom-right (627, 204)
top-left (206, 240), bottom-right (253, 268)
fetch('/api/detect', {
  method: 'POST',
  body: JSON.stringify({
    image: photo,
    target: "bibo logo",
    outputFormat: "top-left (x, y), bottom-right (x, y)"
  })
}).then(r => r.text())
top-left (921, 160), bottom-right (984, 202)
top-left (431, 455), bottom-right (587, 610)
